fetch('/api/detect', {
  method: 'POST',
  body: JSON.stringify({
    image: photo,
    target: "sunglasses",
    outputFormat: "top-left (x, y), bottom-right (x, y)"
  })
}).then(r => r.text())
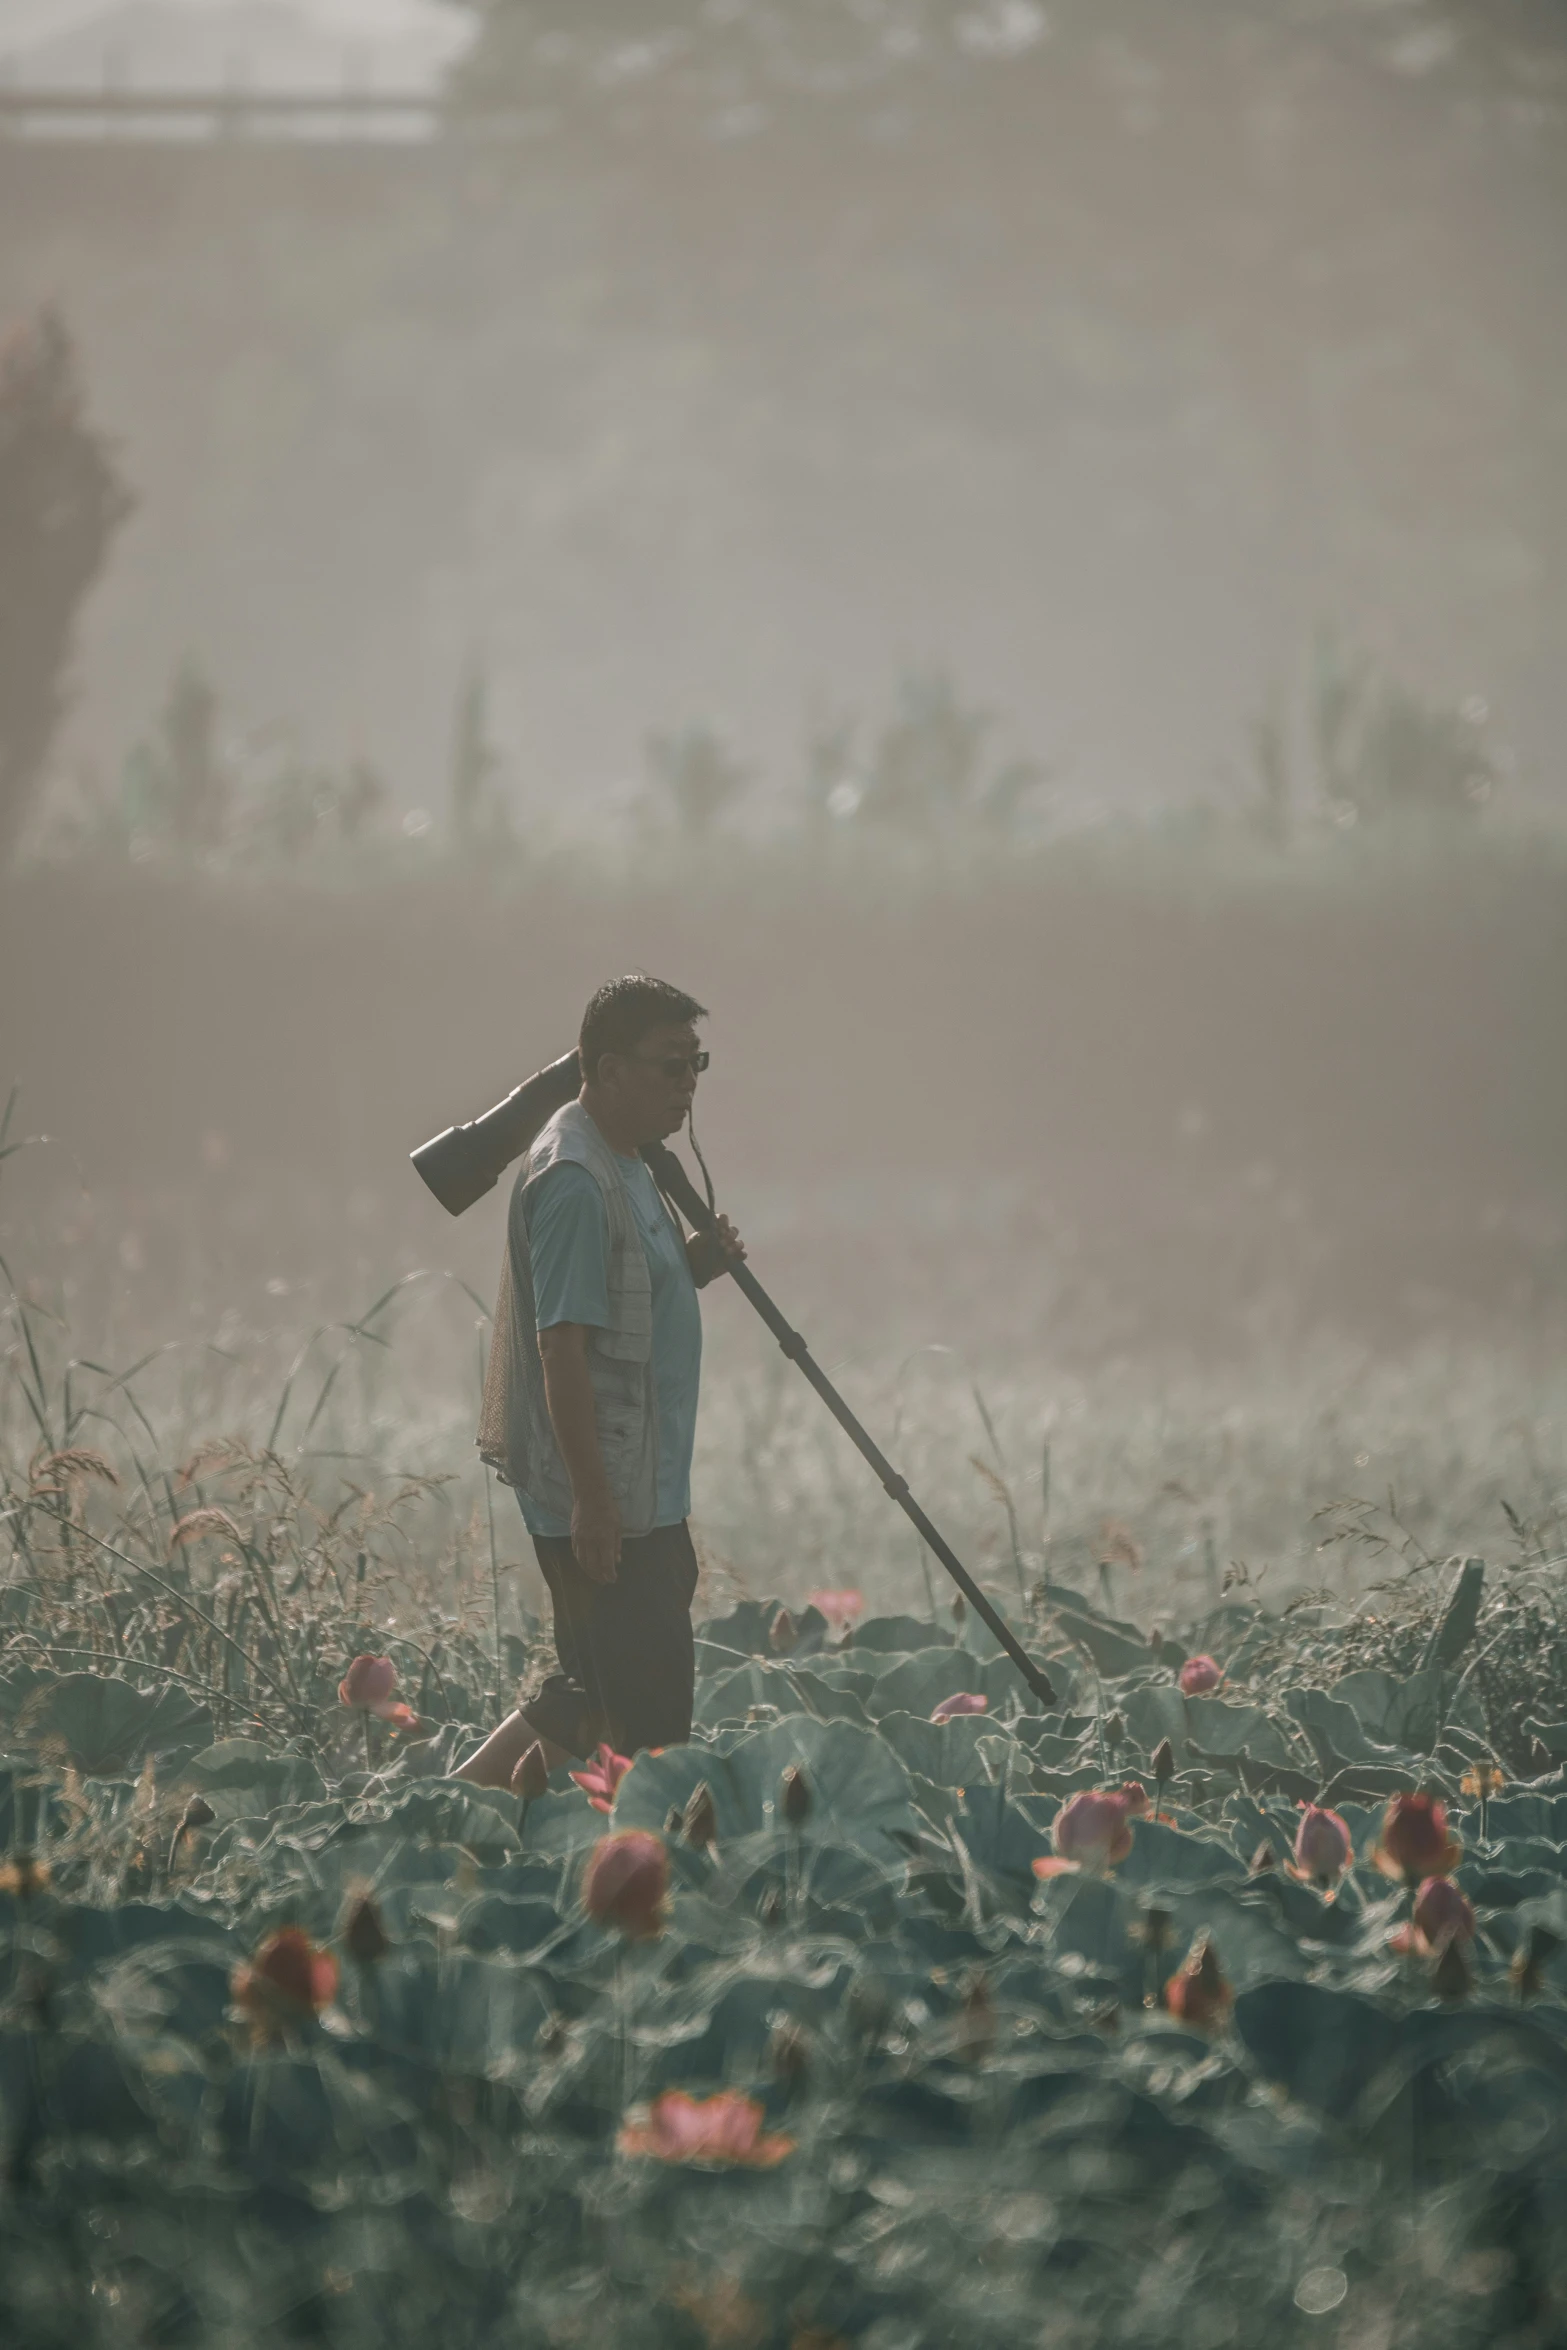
top-left (630, 1049), bottom-right (710, 1079)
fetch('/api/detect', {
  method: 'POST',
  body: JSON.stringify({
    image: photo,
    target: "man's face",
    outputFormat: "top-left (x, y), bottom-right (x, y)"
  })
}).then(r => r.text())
top-left (600, 1019), bottom-right (704, 1142)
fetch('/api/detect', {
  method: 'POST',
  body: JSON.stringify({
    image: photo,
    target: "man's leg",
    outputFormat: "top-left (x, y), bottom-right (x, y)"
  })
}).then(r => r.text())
top-left (456, 1524), bottom-right (700, 1784)
top-left (455, 1535), bottom-right (601, 1788)
top-left (577, 1521), bottom-right (700, 1755)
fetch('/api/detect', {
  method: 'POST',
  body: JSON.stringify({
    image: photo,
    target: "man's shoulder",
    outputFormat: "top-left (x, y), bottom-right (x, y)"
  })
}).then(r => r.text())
top-left (524, 1157), bottom-right (603, 1215)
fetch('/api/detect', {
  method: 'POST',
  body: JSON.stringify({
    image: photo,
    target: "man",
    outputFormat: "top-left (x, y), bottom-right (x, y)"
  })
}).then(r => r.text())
top-left (457, 975), bottom-right (744, 1788)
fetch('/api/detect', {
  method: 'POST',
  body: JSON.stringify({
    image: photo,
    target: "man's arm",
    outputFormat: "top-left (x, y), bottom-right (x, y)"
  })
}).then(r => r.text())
top-left (537, 1323), bottom-right (621, 1583)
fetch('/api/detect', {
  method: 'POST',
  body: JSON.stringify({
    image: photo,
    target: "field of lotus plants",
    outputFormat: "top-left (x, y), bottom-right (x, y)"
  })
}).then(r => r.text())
top-left (3, 1476), bottom-right (1567, 2350)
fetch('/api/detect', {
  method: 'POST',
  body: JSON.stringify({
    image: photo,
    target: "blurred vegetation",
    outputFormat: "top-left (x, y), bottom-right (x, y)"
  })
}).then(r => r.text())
top-left (1, 1231), bottom-right (1567, 2346)
top-left (24, 634), bottom-right (1520, 885)
top-left (0, 310), bottom-right (132, 867)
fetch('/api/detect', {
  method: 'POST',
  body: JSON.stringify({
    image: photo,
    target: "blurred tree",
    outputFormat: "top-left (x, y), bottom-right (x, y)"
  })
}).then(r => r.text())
top-left (856, 668), bottom-right (1046, 835)
top-left (862, 670), bottom-right (991, 829)
top-left (0, 310), bottom-right (133, 864)
top-left (1307, 631), bottom-right (1493, 827)
top-left (138, 658), bottom-right (230, 847)
top-left (801, 704), bottom-right (863, 827)
top-left (1248, 690), bottom-right (1291, 848)
top-left (645, 720), bottom-right (749, 836)
top-left (451, 0), bottom-right (1051, 108)
top-left (449, 660), bottom-right (505, 845)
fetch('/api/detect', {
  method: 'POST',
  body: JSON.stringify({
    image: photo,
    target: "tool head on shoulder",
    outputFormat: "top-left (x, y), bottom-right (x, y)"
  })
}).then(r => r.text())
top-left (409, 975), bottom-right (711, 1219)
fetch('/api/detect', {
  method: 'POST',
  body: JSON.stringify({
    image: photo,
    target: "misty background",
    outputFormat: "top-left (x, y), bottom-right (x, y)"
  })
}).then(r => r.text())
top-left (2, 0), bottom-right (1564, 1601)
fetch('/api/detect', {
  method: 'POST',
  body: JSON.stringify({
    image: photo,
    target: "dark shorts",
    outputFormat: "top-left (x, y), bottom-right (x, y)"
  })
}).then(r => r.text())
top-left (523, 1517), bottom-right (700, 1760)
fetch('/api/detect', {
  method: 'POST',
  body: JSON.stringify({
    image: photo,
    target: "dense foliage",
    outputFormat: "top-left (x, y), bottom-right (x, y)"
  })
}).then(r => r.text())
top-left (2, 1469), bottom-right (1567, 2349)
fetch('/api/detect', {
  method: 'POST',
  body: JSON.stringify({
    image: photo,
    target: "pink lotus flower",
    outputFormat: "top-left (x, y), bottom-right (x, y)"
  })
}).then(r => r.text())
top-left (1390, 1873), bottom-right (1477, 1958)
top-left (1287, 1803), bottom-right (1353, 1893)
top-left (1033, 1782), bottom-right (1149, 1879)
top-left (805, 1588), bottom-right (864, 1635)
top-left (232, 1926), bottom-right (338, 2033)
top-left (570, 1743), bottom-right (633, 1813)
top-left (931, 1692), bottom-right (989, 1725)
top-left (1373, 1791), bottom-right (1462, 1884)
top-left (617, 2088), bottom-right (795, 2167)
top-left (583, 1830), bottom-right (669, 1940)
top-left (1178, 1654), bottom-right (1223, 1696)
top-left (337, 1654), bottom-right (419, 1731)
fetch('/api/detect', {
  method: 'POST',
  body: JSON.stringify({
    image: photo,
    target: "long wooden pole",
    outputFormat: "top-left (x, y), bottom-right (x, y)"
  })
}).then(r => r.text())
top-left (642, 1140), bottom-right (1058, 1711)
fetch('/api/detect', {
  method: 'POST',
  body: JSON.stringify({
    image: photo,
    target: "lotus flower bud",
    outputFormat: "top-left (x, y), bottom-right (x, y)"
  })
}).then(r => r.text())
top-left (342, 1890), bottom-right (390, 1966)
top-left (682, 1780), bottom-right (719, 1851)
top-left (1151, 1737), bottom-right (1176, 1786)
top-left (232, 1926), bottom-right (338, 2028)
top-left (510, 1742), bottom-right (551, 1803)
top-left (780, 1764), bottom-right (811, 1826)
top-left (337, 1653), bottom-right (418, 1730)
top-left (1178, 1654), bottom-right (1223, 1697)
top-left (1040, 1785), bottom-right (1146, 1874)
top-left (1374, 1791), bottom-right (1462, 1883)
top-left (930, 1691), bottom-right (988, 1726)
top-left (1411, 1874), bottom-right (1476, 1952)
top-left (338, 1654), bottom-right (396, 1711)
top-left (1162, 1933), bottom-right (1232, 2031)
top-left (582, 1830), bottom-right (669, 1941)
top-left (768, 1607), bottom-right (797, 1654)
top-left (1291, 1803), bottom-right (1353, 1891)
top-left (950, 1593), bottom-right (966, 1624)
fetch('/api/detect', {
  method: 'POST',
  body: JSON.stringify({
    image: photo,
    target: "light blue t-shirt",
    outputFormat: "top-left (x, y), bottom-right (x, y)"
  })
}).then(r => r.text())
top-left (517, 1152), bottom-right (702, 1538)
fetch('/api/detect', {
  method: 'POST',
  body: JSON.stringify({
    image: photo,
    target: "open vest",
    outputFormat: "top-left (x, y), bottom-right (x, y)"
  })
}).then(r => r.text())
top-left (477, 1101), bottom-right (661, 1534)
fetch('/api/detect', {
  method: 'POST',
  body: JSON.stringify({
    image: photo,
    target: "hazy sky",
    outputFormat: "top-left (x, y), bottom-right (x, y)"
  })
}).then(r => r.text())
top-left (9, 0), bottom-right (460, 37)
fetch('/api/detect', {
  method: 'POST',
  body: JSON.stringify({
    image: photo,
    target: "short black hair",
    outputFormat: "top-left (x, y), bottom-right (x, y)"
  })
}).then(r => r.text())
top-left (579, 975), bottom-right (708, 1082)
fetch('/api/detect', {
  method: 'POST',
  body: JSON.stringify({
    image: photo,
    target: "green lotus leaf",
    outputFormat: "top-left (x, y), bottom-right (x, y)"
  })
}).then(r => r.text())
top-left (91, 1946), bottom-right (236, 2039)
top-left (1234, 1979), bottom-right (1405, 2118)
top-left (862, 1648), bottom-right (1021, 1724)
top-left (848, 1613), bottom-right (956, 1655)
top-left (1034, 1584), bottom-right (1153, 1679)
top-left (1329, 1665), bottom-right (1482, 1752)
top-left (784, 1667), bottom-right (876, 1724)
top-left (1112, 1818), bottom-right (1248, 1894)
top-left (458, 1892), bottom-right (562, 1956)
top-left (53, 1901), bottom-right (236, 1970)
top-left (11, 1674), bottom-right (213, 1778)
top-left (1488, 1793), bottom-right (1567, 1843)
top-left (612, 1715), bottom-right (923, 1861)
top-left (47, 2035), bottom-right (154, 2142)
top-left (362, 1948), bottom-right (556, 2073)
top-left (693, 1658), bottom-right (808, 1730)
top-left (378, 1783), bottom-right (521, 1863)
top-left (1122, 1683), bottom-right (1190, 1762)
top-left (697, 1598), bottom-right (828, 1657)
top-left (872, 1709), bottom-right (1001, 1789)
top-left (180, 1740), bottom-right (328, 1820)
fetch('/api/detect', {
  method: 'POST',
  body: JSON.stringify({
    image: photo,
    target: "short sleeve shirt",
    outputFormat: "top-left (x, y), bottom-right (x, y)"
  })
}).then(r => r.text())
top-left (517, 1154), bottom-right (702, 1537)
